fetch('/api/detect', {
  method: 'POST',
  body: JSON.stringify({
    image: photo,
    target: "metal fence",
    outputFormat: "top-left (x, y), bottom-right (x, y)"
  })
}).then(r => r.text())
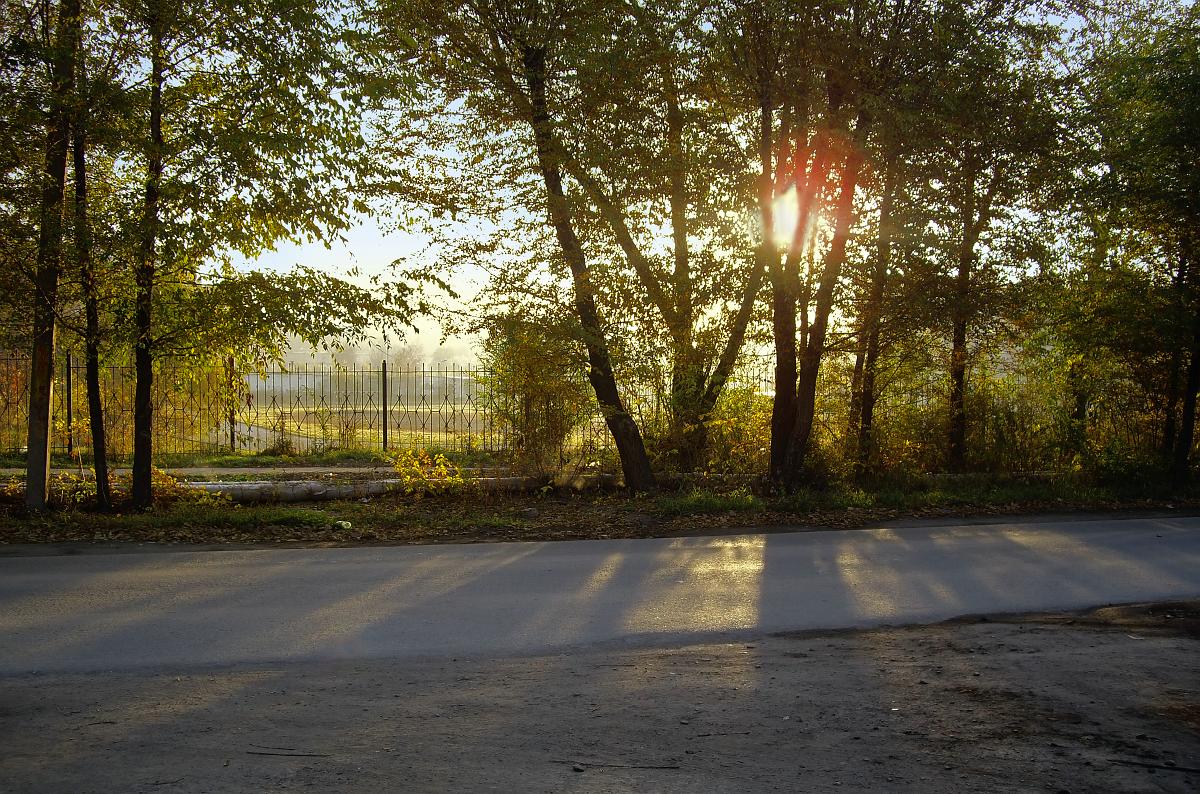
top-left (0, 357), bottom-right (658, 461)
top-left (0, 354), bottom-right (1167, 471)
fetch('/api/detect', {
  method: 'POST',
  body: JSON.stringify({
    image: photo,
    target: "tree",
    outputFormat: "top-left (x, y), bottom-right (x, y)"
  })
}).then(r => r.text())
top-left (478, 309), bottom-right (594, 475)
top-left (0, 1), bottom-right (48, 352)
top-left (721, 0), bottom-right (940, 488)
top-left (1082, 1), bottom-right (1200, 482)
top-left (543, 1), bottom-right (769, 472)
top-left (927, 6), bottom-right (1060, 470)
top-left (23, 0), bottom-right (81, 509)
top-left (115, 0), bottom-right (399, 507)
top-left (374, 0), bottom-right (671, 488)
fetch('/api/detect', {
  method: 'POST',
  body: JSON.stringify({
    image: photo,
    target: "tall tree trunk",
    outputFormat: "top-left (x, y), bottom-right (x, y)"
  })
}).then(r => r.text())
top-left (770, 144), bottom-right (829, 483)
top-left (947, 248), bottom-right (972, 472)
top-left (1162, 254), bottom-right (1188, 460)
top-left (782, 133), bottom-right (866, 487)
top-left (846, 335), bottom-right (866, 456)
top-left (797, 265), bottom-right (812, 357)
top-left (857, 323), bottom-right (884, 477)
top-left (72, 94), bottom-right (111, 510)
top-left (1172, 309), bottom-right (1200, 486)
top-left (946, 159), bottom-right (998, 472)
top-left (1065, 358), bottom-right (1089, 460)
top-left (664, 85), bottom-right (705, 472)
top-left (25, 0), bottom-right (81, 510)
top-left (670, 360), bottom-right (706, 471)
top-left (132, 12), bottom-right (164, 509)
top-left (1162, 350), bottom-right (1182, 460)
top-left (521, 46), bottom-right (654, 491)
top-left (855, 154), bottom-right (898, 479)
top-left (769, 269), bottom-right (798, 481)
top-left (1172, 248), bottom-right (1200, 486)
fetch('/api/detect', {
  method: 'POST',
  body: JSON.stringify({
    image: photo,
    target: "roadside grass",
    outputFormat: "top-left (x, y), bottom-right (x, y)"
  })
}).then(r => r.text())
top-left (118, 504), bottom-right (332, 531)
top-left (654, 487), bottom-right (762, 516)
top-left (1, 503), bottom-right (334, 544)
top-left (765, 477), bottom-right (1130, 515)
top-left (1, 471), bottom-right (1196, 548)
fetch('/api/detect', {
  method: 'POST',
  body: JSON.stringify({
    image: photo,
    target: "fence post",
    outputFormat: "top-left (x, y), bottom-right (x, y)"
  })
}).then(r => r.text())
top-left (381, 359), bottom-right (388, 451)
top-left (226, 355), bottom-right (236, 452)
top-left (65, 352), bottom-right (73, 457)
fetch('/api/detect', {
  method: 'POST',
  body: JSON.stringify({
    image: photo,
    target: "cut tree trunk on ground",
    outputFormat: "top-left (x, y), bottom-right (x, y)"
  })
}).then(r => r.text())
top-left (186, 474), bottom-right (612, 503)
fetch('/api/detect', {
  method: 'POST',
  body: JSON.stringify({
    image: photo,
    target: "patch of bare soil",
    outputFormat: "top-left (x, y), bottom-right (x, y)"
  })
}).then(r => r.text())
top-left (985, 600), bottom-right (1200, 639)
top-left (1, 602), bottom-right (1196, 793)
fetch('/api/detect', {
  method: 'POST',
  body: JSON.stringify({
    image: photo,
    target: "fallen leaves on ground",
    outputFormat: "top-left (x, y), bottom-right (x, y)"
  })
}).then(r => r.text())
top-left (0, 487), bottom-right (1195, 548)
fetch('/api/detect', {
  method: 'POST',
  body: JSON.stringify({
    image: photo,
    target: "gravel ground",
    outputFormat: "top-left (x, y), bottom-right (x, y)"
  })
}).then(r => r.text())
top-left (1, 602), bottom-right (1197, 793)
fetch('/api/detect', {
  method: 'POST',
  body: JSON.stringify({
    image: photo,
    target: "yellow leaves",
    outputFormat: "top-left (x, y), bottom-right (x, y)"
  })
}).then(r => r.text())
top-left (386, 448), bottom-right (466, 495)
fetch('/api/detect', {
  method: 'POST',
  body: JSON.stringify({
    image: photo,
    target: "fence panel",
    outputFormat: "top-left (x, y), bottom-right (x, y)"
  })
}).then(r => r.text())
top-left (0, 354), bottom-right (1171, 471)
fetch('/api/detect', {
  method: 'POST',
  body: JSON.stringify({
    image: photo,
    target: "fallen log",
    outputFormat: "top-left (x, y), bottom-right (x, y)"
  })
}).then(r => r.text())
top-left (185, 473), bottom-right (625, 503)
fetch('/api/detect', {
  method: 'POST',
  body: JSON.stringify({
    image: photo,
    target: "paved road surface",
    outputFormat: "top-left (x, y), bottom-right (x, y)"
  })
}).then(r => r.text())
top-left (1, 515), bottom-right (1198, 674)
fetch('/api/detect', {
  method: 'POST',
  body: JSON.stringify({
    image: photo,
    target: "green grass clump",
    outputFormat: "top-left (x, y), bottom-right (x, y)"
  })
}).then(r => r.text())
top-left (112, 504), bottom-right (332, 531)
top-left (771, 485), bottom-right (874, 513)
top-left (654, 487), bottom-right (761, 517)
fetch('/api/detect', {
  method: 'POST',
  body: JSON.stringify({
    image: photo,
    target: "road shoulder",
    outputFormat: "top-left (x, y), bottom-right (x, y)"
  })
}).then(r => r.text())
top-left (3, 602), bottom-right (1197, 793)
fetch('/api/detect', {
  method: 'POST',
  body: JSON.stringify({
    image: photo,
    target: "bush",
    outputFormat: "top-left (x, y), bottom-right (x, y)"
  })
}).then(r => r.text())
top-left (259, 437), bottom-right (299, 457)
top-left (479, 313), bottom-right (595, 476)
top-left (702, 384), bottom-right (772, 476)
top-left (388, 448), bottom-right (466, 495)
top-left (1, 467), bottom-right (227, 510)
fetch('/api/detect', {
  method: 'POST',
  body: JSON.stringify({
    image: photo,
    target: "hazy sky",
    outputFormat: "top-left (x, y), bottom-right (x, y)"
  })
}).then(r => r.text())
top-left (243, 216), bottom-right (484, 365)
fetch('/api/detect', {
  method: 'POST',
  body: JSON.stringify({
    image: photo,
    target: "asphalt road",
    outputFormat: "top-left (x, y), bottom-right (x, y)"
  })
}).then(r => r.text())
top-left (2, 515), bottom-right (1198, 674)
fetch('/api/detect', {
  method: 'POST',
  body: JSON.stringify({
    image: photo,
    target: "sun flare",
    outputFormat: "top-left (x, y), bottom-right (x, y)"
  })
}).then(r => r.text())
top-left (771, 187), bottom-right (800, 249)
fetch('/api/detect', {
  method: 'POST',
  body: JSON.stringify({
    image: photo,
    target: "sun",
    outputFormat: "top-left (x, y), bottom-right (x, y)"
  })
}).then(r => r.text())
top-left (771, 187), bottom-right (800, 249)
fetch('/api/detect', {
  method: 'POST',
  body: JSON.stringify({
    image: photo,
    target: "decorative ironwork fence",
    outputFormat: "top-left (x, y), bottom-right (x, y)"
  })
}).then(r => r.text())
top-left (0, 358), bottom-right (664, 460)
top-left (0, 354), bottom-right (1167, 471)
top-left (0, 358), bottom-right (516, 458)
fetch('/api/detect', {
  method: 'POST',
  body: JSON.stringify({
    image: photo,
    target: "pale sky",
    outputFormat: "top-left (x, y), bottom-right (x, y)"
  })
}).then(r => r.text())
top-left (241, 216), bottom-right (485, 365)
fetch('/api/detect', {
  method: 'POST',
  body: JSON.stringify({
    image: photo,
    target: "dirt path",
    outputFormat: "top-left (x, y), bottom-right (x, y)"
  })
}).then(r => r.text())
top-left (2, 602), bottom-right (1197, 793)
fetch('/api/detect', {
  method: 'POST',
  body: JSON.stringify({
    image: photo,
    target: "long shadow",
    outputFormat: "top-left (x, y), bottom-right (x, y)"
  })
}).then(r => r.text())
top-left (0, 543), bottom-right (590, 786)
top-left (507, 535), bottom-right (768, 645)
top-left (753, 518), bottom-right (1200, 635)
top-left (0, 551), bottom-right (343, 673)
top-left (5, 518), bottom-right (1198, 790)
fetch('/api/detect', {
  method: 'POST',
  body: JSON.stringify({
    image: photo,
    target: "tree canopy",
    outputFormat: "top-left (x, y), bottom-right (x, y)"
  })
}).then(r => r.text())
top-left (4, 0), bottom-right (1197, 504)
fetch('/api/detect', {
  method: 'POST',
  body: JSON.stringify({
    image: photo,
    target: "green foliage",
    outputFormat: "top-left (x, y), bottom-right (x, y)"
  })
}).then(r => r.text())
top-left (767, 476), bottom-right (1110, 514)
top-left (478, 313), bottom-right (594, 476)
top-left (258, 438), bottom-right (300, 459)
top-left (772, 486), bottom-right (874, 514)
top-left (1088, 4), bottom-right (1199, 236)
top-left (1081, 445), bottom-right (1171, 493)
top-left (162, 505), bottom-right (331, 531)
top-left (701, 384), bottom-right (772, 476)
top-left (4, 0), bottom-right (1195, 496)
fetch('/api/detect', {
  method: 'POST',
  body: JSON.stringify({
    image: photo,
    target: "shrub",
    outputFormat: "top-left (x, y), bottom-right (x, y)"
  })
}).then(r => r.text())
top-left (259, 437), bottom-right (299, 457)
top-left (388, 448), bottom-right (466, 495)
top-left (479, 313), bottom-right (594, 475)
top-left (701, 384), bottom-right (772, 476)
top-left (1, 467), bottom-right (227, 510)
